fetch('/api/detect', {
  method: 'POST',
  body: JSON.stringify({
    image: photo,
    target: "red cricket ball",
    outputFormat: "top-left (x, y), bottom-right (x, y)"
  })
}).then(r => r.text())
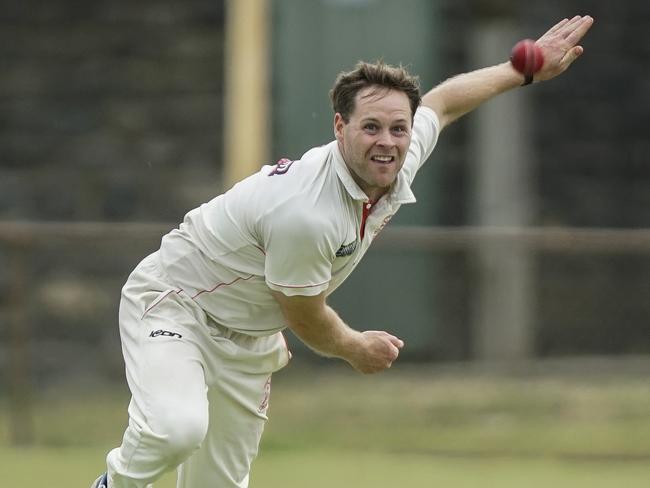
top-left (510, 39), bottom-right (544, 75)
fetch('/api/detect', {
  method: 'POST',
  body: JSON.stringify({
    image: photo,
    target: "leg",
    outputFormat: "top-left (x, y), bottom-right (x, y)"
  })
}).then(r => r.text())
top-left (106, 256), bottom-right (212, 488)
top-left (176, 372), bottom-right (272, 488)
top-left (176, 327), bottom-right (290, 488)
top-left (107, 338), bottom-right (209, 488)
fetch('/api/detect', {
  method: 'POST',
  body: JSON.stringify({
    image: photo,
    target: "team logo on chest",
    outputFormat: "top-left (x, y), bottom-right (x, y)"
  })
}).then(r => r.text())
top-left (336, 240), bottom-right (358, 257)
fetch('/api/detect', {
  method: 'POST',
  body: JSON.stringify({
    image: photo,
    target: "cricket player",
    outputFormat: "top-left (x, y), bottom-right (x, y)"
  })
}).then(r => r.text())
top-left (91, 15), bottom-right (593, 488)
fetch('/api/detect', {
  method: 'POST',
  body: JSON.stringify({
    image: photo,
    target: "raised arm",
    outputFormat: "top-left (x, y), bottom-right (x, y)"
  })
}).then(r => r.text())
top-left (423, 15), bottom-right (594, 130)
top-left (271, 290), bottom-right (404, 374)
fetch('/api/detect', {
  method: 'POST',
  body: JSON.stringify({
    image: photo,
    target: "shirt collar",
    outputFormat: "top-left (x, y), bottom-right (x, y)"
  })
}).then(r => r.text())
top-left (330, 141), bottom-right (416, 205)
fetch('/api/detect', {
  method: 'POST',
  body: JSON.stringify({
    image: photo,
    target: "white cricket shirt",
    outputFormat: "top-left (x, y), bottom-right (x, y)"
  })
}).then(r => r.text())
top-left (158, 106), bottom-right (440, 335)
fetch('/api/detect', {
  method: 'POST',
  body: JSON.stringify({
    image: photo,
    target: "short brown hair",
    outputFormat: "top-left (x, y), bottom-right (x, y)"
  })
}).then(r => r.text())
top-left (329, 61), bottom-right (421, 122)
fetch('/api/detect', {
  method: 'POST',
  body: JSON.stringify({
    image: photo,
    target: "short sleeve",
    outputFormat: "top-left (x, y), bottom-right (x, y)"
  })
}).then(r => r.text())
top-left (262, 209), bottom-right (337, 297)
top-left (400, 105), bottom-right (441, 184)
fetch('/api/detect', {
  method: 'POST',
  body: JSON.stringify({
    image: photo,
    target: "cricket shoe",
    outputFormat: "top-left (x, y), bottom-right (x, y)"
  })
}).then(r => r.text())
top-left (89, 473), bottom-right (108, 488)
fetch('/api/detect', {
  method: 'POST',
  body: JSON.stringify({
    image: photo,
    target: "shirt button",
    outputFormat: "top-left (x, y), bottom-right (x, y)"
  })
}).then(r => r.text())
top-left (366, 203), bottom-right (371, 209)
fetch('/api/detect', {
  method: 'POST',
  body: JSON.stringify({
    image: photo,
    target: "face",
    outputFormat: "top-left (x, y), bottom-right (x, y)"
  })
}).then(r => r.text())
top-left (334, 86), bottom-right (412, 201)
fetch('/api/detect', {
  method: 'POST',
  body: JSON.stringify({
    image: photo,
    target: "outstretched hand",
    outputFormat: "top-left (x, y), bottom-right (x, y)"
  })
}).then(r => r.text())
top-left (534, 15), bottom-right (594, 82)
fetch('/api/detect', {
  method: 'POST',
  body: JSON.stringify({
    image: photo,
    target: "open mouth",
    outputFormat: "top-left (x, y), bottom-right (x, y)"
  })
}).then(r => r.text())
top-left (371, 155), bottom-right (395, 164)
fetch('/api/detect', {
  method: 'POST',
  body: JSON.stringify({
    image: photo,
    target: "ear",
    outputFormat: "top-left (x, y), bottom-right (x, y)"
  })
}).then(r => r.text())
top-left (333, 113), bottom-right (346, 142)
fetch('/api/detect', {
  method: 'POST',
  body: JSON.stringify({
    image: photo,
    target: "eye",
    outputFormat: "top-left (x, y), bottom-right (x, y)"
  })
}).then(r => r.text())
top-left (392, 125), bottom-right (408, 135)
top-left (363, 123), bottom-right (378, 133)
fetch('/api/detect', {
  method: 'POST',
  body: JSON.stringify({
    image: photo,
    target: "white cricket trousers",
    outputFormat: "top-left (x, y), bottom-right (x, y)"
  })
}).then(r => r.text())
top-left (106, 252), bottom-right (291, 488)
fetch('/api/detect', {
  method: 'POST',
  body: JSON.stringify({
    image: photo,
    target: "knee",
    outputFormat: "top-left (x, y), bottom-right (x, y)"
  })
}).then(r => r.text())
top-left (153, 404), bottom-right (208, 459)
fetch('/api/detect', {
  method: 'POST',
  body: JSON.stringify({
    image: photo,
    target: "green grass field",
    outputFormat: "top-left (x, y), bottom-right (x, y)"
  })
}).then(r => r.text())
top-left (2, 362), bottom-right (650, 487)
top-left (3, 445), bottom-right (650, 488)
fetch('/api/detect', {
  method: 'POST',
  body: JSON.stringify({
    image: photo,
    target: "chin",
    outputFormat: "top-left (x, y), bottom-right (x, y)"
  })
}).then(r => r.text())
top-left (377, 175), bottom-right (397, 188)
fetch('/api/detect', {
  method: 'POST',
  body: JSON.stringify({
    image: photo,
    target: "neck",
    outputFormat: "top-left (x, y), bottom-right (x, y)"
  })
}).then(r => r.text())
top-left (337, 141), bottom-right (391, 201)
top-left (348, 169), bottom-right (388, 201)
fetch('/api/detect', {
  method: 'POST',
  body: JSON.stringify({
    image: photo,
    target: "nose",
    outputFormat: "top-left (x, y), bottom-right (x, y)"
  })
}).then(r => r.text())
top-left (376, 129), bottom-right (395, 148)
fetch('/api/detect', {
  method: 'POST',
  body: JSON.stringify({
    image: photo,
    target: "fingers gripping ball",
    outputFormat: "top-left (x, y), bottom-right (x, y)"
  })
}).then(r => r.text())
top-left (510, 39), bottom-right (544, 85)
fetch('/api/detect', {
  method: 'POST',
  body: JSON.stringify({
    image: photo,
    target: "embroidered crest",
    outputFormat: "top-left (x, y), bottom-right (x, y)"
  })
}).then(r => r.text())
top-left (336, 240), bottom-right (358, 257)
top-left (268, 158), bottom-right (294, 176)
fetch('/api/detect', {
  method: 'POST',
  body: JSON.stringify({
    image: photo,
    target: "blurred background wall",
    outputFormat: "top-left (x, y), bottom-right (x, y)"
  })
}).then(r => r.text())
top-left (0, 0), bottom-right (225, 223)
top-left (0, 0), bottom-right (649, 398)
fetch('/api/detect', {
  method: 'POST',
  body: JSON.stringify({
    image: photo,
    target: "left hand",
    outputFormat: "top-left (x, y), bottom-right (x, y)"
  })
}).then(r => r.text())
top-left (534, 15), bottom-right (594, 82)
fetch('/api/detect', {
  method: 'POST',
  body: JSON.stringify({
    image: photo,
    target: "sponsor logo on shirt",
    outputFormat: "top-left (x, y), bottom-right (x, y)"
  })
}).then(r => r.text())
top-left (336, 240), bottom-right (358, 257)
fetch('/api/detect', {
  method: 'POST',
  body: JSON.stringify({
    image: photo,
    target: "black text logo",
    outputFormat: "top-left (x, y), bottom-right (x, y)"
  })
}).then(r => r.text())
top-left (336, 240), bottom-right (358, 257)
top-left (149, 329), bottom-right (183, 339)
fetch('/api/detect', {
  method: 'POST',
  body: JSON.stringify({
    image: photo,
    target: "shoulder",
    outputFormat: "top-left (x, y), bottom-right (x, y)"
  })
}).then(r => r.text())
top-left (263, 193), bottom-right (339, 242)
top-left (399, 106), bottom-right (442, 182)
top-left (413, 106), bottom-right (441, 141)
top-left (262, 143), bottom-right (334, 179)
top-left (256, 143), bottom-right (340, 218)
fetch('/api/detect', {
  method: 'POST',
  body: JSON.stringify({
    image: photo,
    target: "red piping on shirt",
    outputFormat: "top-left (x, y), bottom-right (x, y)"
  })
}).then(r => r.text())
top-left (191, 274), bottom-right (255, 299)
top-left (141, 275), bottom-right (255, 319)
top-left (266, 279), bottom-right (330, 289)
top-left (360, 200), bottom-right (377, 240)
top-left (142, 289), bottom-right (183, 319)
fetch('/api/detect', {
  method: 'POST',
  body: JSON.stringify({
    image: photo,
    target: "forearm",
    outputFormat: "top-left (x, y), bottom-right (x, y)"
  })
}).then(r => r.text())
top-left (423, 15), bottom-right (595, 129)
top-left (272, 290), bottom-right (402, 373)
top-left (288, 304), bottom-right (362, 359)
top-left (422, 62), bottom-right (523, 129)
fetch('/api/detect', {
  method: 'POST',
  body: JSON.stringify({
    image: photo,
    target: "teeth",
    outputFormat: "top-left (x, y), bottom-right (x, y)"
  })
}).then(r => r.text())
top-left (373, 155), bottom-right (393, 162)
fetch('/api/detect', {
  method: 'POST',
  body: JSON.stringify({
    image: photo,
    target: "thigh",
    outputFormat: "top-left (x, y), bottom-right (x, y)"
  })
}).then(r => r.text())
top-left (119, 279), bottom-right (210, 435)
top-left (136, 329), bottom-right (209, 433)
